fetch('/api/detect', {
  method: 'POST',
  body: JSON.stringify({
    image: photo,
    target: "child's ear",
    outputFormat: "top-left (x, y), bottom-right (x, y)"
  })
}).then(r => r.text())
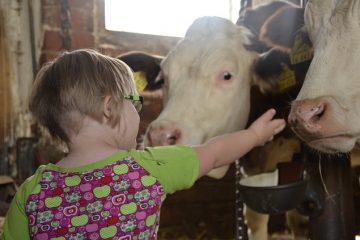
top-left (103, 96), bottom-right (113, 120)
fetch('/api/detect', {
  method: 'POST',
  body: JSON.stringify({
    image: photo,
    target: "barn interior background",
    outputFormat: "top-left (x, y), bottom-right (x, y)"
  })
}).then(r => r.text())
top-left (0, 0), bottom-right (359, 239)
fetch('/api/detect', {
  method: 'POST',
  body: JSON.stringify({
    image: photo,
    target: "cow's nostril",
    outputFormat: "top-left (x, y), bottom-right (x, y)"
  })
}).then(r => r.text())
top-left (310, 104), bottom-right (325, 122)
top-left (167, 135), bottom-right (177, 145)
top-left (165, 129), bottom-right (181, 145)
top-left (146, 125), bottom-right (182, 146)
top-left (289, 118), bottom-right (298, 128)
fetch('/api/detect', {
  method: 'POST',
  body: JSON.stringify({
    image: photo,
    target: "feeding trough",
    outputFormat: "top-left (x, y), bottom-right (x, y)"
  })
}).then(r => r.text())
top-left (238, 163), bottom-right (307, 214)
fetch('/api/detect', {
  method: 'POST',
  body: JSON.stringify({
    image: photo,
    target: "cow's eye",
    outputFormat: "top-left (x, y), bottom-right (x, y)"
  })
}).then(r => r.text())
top-left (223, 72), bottom-right (232, 80)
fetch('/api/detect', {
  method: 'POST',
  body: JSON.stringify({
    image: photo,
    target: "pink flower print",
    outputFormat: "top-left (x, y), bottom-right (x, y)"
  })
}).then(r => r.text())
top-left (139, 229), bottom-right (151, 239)
top-left (59, 172), bottom-right (68, 177)
top-left (26, 199), bottom-right (39, 212)
top-left (57, 179), bottom-right (65, 186)
top-left (119, 235), bottom-right (131, 240)
top-left (40, 224), bottom-right (51, 232)
top-left (84, 175), bottom-right (93, 181)
top-left (132, 180), bottom-right (141, 189)
top-left (60, 217), bottom-right (70, 227)
top-left (131, 163), bottom-right (140, 170)
top-left (65, 191), bottom-right (81, 203)
top-left (55, 212), bottom-right (64, 219)
top-left (134, 189), bottom-right (150, 202)
top-left (35, 233), bottom-right (49, 240)
top-left (111, 194), bottom-right (126, 206)
top-left (103, 166), bottom-right (113, 176)
top-left (89, 232), bottom-right (100, 240)
top-left (29, 214), bottom-right (36, 225)
top-left (104, 201), bottom-right (113, 210)
top-left (39, 191), bottom-right (46, 199)
top-left (85, 223), bottom-right (99, 233)
top-left (63, 205), bottom-right (78, 216)
top-left (83, 192), bottom-right (94, 201)
top-left (42, 172), bottom-right (54, 182)
top-left (109, 207), bottom-right (120, 216)
top-left (79, 183), bottom-right (92, 192)
top-left (157, 185), bottom-right (165, 196)
top-left (37, 210), bottom-right (54, 223)
top-left (151, 190), bottom-right (158, 198)
top-left (137, 220), bottom-right (146, 229)
top-left (135, 211), bottom-right (146, 220)
top-left (128, 171), bottom-right (139, 180)
top-left (91, 215), bottom-right (101, 222)
top-left (86, 200), bottom-right (103, 214)
top-left (120, 219), bottom-right (136, 232)
top-left (38, 200), bottom-right (44, 209)
top-left (114, 179), bottom-right (130, 191)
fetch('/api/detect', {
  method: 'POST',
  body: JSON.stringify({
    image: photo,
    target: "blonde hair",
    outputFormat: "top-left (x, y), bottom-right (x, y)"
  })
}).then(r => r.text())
top-left (29, 49), bottom-right (136, 143)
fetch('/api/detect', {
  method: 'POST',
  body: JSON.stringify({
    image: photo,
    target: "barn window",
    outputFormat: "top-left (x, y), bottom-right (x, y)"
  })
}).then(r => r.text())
top-left (104, 0), bottom-right (240, 37)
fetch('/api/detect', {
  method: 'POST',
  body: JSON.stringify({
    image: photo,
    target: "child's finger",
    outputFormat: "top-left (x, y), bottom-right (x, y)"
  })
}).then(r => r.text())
top-left (258, 108), bottom-right (276, 122)
top-left (273, 120), bottom-right (286, 134)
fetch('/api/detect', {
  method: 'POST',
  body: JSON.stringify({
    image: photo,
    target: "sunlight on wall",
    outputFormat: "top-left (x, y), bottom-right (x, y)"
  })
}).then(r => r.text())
top-left (105, 0), bottom-right (240, 37)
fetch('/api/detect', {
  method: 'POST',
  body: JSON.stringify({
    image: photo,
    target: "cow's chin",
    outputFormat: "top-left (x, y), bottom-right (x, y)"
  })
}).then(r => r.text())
top-left (307, 136), bottom-right (356, 154)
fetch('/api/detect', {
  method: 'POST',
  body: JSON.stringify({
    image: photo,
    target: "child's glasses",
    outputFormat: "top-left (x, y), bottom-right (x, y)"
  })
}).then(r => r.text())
top-left (124, 95), bottom-right (144, 113)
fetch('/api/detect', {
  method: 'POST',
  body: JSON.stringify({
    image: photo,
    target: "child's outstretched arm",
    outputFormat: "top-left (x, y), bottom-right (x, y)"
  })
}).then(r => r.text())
top-left (194, 108), bottom-right (286, 178)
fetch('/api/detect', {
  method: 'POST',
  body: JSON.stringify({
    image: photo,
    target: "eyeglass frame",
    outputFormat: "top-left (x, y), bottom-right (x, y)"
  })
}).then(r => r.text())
top-left (124, 95), bottom-right (144, 113)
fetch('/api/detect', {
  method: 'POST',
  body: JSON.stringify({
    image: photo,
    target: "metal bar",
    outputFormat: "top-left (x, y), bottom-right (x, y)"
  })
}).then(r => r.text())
top-left (235, 159), bottom-right (248, 240)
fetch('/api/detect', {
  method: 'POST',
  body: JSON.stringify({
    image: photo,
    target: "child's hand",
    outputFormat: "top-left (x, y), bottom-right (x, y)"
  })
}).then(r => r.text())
top-left (249, 109), bottom-right (286, 146)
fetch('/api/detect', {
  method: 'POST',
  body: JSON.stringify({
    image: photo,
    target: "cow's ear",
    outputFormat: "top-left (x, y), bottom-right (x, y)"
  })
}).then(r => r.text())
top-left (252, 48), bottom-right (292, 93)
top-left (117, 51), bottom-right (164, 92)
top-left (259, 6), bottom-right (305, 52)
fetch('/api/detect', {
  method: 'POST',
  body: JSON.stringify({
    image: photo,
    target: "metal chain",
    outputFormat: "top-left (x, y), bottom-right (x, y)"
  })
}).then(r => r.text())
top-left (235, 159), bottom-right (248, 240)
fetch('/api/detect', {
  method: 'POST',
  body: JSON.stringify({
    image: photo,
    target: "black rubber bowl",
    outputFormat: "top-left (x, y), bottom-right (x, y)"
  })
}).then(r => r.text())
top-left (238, 172), bottom-right (308, 214)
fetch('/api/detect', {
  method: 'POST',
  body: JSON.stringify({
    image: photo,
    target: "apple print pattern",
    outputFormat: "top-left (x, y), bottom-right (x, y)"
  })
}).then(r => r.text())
top-left (25, 156), bottom-right (165, 240)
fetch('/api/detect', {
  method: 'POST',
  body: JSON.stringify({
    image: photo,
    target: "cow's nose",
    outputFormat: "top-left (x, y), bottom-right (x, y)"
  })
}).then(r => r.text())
top-left (146, 124), bottom-right (182, 146)
top-left (288, 99), bottom-right (326, 132)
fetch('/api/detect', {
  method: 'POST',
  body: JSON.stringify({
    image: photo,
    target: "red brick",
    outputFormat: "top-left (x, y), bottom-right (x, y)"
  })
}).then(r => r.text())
top-left (70, 9), bottom-right (94, 32)
top-left (42, 0), bottom-right (60, 7)
top-left (39, 52), bottom-right (59, 66)
top-left (71, 32), bottom-right (95, 49)
top-left (42, 30), bottom-right (63, 52)
top-left (42, 6), bottom-right (61, 28)
top-left (68, 0), bottom-right (94, 9)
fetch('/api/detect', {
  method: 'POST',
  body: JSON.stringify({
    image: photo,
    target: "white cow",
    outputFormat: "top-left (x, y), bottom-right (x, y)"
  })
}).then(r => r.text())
top-left (144, 16), bottom-right (260, 179)
top-left (288, 0), bottom-right (360, 153)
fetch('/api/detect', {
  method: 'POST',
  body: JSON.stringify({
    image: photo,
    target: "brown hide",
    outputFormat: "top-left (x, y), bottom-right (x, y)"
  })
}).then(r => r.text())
top-left (137, 90), bottom-right (163, 148)
top-left (117, 52), bottom-right (165, 148)
top-left (241, 1), bottom-right (312, 176)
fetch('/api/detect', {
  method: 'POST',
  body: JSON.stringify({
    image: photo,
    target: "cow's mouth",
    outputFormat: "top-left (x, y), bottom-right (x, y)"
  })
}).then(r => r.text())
top-left (308, 134), bottom-right (356, 153)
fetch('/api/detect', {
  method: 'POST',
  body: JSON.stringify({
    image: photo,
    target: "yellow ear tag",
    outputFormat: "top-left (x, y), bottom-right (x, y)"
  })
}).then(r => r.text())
top-left (278, 63), bottom-right (296, 92)
top-left (290, 33), bottom-right (313, 65)
top-left (133, 71), bottom-right (148, 93)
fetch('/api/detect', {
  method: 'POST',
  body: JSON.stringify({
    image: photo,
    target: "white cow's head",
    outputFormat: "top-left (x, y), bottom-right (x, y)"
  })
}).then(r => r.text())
top-left (142, 17), bottom-right (282, 178)
top-left (289, 0), bottom-right (360, 153)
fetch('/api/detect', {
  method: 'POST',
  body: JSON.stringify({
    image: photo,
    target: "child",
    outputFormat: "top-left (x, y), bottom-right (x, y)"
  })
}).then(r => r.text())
top-left (1, 49), bottom-right (285, 240)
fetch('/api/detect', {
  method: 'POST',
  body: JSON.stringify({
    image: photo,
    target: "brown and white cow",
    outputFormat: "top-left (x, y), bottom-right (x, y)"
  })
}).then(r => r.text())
top-left (288, 0), bottom-right (360, 154)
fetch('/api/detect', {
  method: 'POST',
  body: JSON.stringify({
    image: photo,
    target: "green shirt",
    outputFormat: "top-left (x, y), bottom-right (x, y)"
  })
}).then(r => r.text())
top-left (1, 145), bottom-right (199, 240)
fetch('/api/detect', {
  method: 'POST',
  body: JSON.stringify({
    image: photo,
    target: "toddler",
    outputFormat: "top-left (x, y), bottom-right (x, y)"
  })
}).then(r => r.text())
top-left (1, 49), bottom-right (285, 240)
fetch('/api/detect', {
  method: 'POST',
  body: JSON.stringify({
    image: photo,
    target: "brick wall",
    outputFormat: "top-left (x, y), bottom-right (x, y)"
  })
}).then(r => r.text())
top-left (40, 0), bottom-right (180, 65)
